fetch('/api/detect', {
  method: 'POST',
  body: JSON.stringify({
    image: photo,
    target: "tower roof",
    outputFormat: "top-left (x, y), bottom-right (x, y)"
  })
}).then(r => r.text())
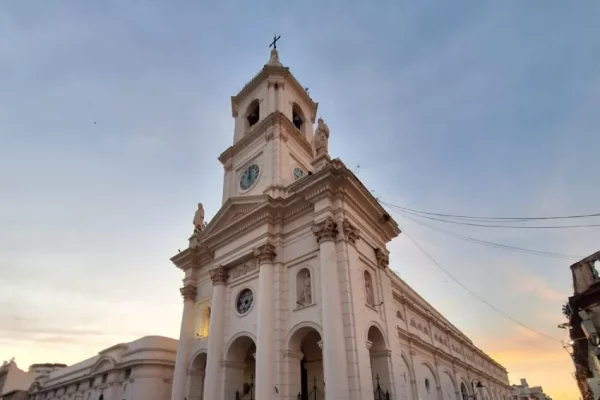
top-left (231, 50), bottom-right (318, 122)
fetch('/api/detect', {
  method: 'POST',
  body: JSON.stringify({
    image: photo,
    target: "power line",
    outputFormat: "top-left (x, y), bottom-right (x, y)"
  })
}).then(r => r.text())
top-left (381, 201), bottom-right (600, 229)
top-left (396, 221), bottom-right (564, 343)
top-left (391, 208), bottom-right (582, 260)
top-left (379, 201), bottom-right (600, 222)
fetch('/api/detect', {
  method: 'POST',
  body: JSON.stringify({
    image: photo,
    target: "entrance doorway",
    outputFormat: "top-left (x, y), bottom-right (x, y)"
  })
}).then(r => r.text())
top-left (300, 357), bottom-right (308, 399)
top-left (224, 335), bottom-right (256, 400)
top-left (287, 326), bottom-right (324, 399)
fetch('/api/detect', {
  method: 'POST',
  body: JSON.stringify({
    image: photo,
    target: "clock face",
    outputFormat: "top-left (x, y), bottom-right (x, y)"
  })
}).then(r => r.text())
top-left (236, 289), bottom-right (254, 315)
top-left (240, 164), bottom-right (260, 190)
top-left (293, 167), bottom-right (305, 181)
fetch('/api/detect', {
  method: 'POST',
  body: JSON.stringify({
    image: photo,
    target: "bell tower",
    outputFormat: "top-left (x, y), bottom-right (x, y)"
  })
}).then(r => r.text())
top-left (219, 43), bottom-right (319, 203)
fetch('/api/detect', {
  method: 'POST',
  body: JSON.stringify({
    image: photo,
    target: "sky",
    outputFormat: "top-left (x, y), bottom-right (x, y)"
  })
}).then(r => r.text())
top-left (1, 1), bottom-right (599, 399)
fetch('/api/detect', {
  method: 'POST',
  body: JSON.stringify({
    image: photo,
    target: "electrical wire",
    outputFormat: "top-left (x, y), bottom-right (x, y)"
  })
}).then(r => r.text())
top-left (379, 200), bottom-right (600, 222)
top-left (396, 221), bottom-right (564, 343)
top-left (381, 202), bottom-right (600, 229)
top-left (390, 208), bottom-right (582, 260)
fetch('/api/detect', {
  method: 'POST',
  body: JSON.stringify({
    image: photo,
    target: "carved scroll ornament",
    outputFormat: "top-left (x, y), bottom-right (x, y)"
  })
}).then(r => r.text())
top-left (342, 218), bottom-right (360, 244)
top-left (209, 266), bottom-right (228, 285)
top-left (180, 284), bottom-right (197, 301)
top-left (311, 217), bottom-right (338, 243)
top-left (254, 243), bottom-right (277, 264)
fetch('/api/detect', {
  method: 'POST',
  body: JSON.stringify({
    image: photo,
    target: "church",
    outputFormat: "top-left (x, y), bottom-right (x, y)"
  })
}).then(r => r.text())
top-left (168, 45), bottom-right (512, 400)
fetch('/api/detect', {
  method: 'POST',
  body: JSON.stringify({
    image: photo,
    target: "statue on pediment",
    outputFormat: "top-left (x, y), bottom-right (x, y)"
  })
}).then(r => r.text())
top-left (313, 117), bottom-right (330, 157)
top-left (193, 203), bottom-right (206, 234)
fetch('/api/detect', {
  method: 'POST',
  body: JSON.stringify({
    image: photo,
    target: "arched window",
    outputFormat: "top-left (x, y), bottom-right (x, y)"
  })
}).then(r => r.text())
top-left (364, 270), bottom-right (375, 306)
top-left (296, 268), bottom-right (312, 306)
top-left (246, 99), bottom-right (260, 129)
top-left (461, 383), bottom-right (469, 400)
top-left (396, 310), bottom-right (404, 320)
top-left (200, 305), bottom-right (211, 338)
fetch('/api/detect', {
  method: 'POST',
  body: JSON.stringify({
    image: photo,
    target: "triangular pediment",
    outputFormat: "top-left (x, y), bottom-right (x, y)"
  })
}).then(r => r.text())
top-left (202, 195), bottom-right (269, 236)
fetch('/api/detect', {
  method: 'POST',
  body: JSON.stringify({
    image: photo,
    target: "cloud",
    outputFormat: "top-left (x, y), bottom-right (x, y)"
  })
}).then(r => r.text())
top-left (511, 271), bottom-right (566, 302)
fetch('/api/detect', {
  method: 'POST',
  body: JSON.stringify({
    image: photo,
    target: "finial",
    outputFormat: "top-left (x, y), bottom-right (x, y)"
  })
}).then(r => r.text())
top-left (268, 34), bottom-right (282, 66)
top-left (268, 49), bottom-right (282, 66)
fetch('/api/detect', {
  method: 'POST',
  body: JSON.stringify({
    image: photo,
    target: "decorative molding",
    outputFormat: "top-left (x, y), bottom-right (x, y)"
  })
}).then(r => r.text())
top-left (218, 111), bottom-right (313, 169)
top-left (375, 248), bottom-right (389, 269)
top-left (311, 217), bottom-right (338, 243)
top-left (342, 218), bottom-right (360, 244)
top-left (283, 350), bottom-right (304, 360)
top-left (209, 266), bottom-right (228, 285)
top-left (223, 159), bottom-right (233, 172)
top-left (254, 243), bottom-right (276, 264)
top-left (229, 261), bottom-right (258, 280)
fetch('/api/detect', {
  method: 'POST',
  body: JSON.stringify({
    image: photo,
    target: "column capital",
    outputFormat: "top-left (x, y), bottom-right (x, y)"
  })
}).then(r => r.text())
top-left (365, 340), bottom-right (373, 350)
top-left (180, 284), bottom-right (197, 301)
top-left (342, 218), bottom-right (360, 245)
top-left (209, 266), bottom-right (228, 285)
top-left (317, 340), bottom-right (324, 350)
top-left (375, 248), bottom-right (389, 269)
top-left (311, 217), bottom-right (338, 243)
top-left (254, 243), bottom-right (276, 264)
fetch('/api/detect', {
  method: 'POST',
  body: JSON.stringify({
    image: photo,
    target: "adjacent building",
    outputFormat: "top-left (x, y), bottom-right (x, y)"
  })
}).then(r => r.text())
top-left (168, 48), bottom-right (512, 400)
top-left (0, 360), bottom-right (63, 400)
top-left (564, 250), bottom-right (600, 400)
top-left (510, 378), bottom-right (552, 400)
top-left (28, 336), bottom-right (177, 400)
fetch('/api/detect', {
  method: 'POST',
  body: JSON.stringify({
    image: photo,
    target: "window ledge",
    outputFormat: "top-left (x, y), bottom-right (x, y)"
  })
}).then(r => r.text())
top-left (294, 302), bottom-right (316, 312)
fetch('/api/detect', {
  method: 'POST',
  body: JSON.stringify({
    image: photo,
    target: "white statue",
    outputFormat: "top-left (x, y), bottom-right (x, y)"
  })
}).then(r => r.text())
top-left (302, 274), bottom-right (312, 304)
top-left (365, 273), bottom-right (375, 306)
top-left (193, 203), bottom-right (205, 234)
top-left (296, 270), bottom-right (312, 305)
top-left (313, 117), bottom-right (330, 157)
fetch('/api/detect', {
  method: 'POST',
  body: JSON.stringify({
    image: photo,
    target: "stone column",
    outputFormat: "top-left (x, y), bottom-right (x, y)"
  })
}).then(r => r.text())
top-left (171, 283), bottom-right (197, 400)
top-left (311, 217), bottom-right (350, 399)
top-left (202, 267), bottom-right (228, 400)
top-left (254, 243), bottom-right (277, 400)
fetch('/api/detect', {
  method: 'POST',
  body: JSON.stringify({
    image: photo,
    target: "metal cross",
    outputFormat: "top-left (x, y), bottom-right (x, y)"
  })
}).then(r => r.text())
top-left (269, 34), bottom-right (281, 49)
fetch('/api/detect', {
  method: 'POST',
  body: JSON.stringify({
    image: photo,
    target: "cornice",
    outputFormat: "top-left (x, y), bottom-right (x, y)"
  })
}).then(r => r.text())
top-left (397, 326), bottom-right (507, 387)
top-left (32, 358), bottom-right (176, 393)
top-left (170, 245), bottom-right (214, 271)
top-left (389, 277), bottom-right (510, 374)
top-left (289, 160), bottom-right (400, 243)
top-left (218, 111), bottom-right (312, 168)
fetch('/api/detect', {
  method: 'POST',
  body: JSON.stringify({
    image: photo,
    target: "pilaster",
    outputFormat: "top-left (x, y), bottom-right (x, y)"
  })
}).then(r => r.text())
top-left (171, 283), bottom-right (197, 400)
top-left (202, 266), bottom-right (228, 400)
top-left (312, 217), bottom-right (350, 399)
top-left (254, 243), bottom-right (277, 400)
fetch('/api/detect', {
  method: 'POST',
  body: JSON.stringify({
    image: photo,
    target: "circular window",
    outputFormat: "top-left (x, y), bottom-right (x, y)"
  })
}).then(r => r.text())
top-left (292, 167), bottom-right (305, 181)
top-left (236, 288), bottom-right (254, 315)
top-left (240, 164), bottom-right (260, 191)
top-left (425, 378), bottom-right (430, 393)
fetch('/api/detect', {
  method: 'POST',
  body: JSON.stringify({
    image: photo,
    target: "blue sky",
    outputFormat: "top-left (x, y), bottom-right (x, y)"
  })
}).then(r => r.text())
top-left (1, 1), bottom-right (599, 398)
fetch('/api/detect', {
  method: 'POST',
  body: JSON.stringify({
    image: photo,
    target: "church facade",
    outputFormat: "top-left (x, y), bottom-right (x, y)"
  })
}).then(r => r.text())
top-left (169, 49), bottom-right (512, 400)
